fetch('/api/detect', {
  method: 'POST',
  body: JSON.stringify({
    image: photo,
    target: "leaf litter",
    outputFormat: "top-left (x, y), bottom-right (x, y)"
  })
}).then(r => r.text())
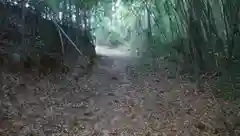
top-left (0, 56), bottom-right (239, 136)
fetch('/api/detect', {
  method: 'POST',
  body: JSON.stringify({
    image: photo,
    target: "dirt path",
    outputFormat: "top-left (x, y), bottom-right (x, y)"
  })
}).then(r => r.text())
top-left (0, 48), bottom-right (237, 136)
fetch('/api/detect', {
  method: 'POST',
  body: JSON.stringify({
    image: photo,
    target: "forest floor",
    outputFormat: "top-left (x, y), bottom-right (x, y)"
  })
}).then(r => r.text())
top-left (0, 46), bottom-right (239, 136)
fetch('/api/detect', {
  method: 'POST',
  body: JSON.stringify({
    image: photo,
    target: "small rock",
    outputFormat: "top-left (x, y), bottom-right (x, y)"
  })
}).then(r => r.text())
top-left (72, 102), bottom-right (86, 109)
top-left (83, 111), bottom-right (93, 117)
top-left (0, 128), bottom-right (4, 133)
top-left (195, 122), bottom-right (206, 130)
top-left (111, 76), bottom-right (118, 80)
top-left (108, 101), bottom-right (113, 106)
top-left (145, 132), bottom-right (151, 136)
top-left (107, 92), bottom-right (115, 96)
top-left (113, 99), bottom-right (119, 103)
top-left (154, 79), bottom-right (160, 82)
top-left (103, 130), bottom-right (110, 136)
top-left (13, 120), bottom-right (25, 129)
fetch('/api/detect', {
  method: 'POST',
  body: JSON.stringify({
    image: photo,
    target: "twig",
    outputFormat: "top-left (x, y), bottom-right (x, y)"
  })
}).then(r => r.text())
top-left (200, 72), bottom-right (218, 80)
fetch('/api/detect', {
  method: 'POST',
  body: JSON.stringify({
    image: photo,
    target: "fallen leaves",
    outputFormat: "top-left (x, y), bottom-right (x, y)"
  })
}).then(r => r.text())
top-left (0, 55), bottom-right (239, 136)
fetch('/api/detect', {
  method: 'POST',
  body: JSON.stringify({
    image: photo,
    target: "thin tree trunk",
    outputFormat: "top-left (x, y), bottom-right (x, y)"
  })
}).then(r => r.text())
top-left (83, 9), bottom-right (87, 35)
top-left (57, 27), bottom-right (64, 55)
top-left (20, 1), bottom-right (26, 53)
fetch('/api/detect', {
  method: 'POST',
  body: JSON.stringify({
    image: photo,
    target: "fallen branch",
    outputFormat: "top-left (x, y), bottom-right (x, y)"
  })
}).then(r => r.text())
top-left (41, 1), bottom-right (89, 63)
top-left (51, 19), bottom-right (88, 61)
top-left (56, 26), bottom-right (64, 55)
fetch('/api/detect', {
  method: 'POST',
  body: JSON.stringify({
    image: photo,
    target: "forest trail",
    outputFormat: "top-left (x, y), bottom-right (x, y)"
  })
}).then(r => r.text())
top-left (0, 46), bottom-right (232, 136)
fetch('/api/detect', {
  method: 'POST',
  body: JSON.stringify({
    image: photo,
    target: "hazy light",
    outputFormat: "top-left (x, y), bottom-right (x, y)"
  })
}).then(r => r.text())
top-left (25, 3), bottom-right (29, 8)
top-left (95, 45), bottom-right (130, 57)
top-left (72, 14), bottom-right (76, 22)
top-left (90, 17), bottom-right (95, 23)
top-left (59, 12), bottom-right (63, 20)
top-left (116, 0), bottom-right (121, 7)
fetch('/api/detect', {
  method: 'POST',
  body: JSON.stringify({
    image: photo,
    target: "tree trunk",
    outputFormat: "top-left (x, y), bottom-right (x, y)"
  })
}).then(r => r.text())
top-left (83, 9), bottom-right (87, 35)
top-left (76, 7), bottom-right (80, 45)
top-left (20, 1), bottom-right (26, 53)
